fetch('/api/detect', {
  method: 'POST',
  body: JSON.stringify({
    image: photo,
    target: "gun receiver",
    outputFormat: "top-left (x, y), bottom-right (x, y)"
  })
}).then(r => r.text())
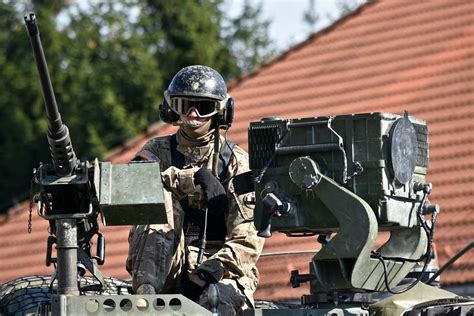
top-left (24, 13), bottom-right (76, 177)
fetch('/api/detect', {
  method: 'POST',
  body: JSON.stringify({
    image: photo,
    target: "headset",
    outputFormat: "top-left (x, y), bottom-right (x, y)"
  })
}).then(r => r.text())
top-left (159, 92), bottom-right (234, 129)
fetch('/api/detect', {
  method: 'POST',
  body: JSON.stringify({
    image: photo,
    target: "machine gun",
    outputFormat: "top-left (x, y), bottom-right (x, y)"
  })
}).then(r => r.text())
top-left (21, 14), bottom-right (219, 316)
top-left (246, 112), bottom-right (444, 314)
top-left (24, 13), bottom-right (168, 297)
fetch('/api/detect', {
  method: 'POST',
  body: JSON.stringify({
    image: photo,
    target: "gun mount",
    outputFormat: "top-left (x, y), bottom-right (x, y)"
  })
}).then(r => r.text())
top-left (22, 13), bottom-right (169, 312)
top-left (1, 14), bottom-right (234, 316)
top-left (246, 112), bottom-right (444, 314)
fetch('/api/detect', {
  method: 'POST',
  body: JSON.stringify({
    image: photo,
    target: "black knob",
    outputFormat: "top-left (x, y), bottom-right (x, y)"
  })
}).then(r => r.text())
top-left (423, 204), bottom-right (440, 215)
top-left (290, 270), bottom-right (301, 288)
top-left (290, 270), bottom-right (317, 288)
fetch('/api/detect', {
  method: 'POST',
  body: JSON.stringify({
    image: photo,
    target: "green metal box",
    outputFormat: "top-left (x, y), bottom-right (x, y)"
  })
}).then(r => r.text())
top-left (98, 161), bottom-right (167, 226)
top-left (249, 112), bottom-right (428, 231)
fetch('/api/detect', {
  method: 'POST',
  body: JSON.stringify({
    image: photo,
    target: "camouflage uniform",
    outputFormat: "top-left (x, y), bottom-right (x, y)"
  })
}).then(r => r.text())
top-left (126, 134), bottom-right (264, 315)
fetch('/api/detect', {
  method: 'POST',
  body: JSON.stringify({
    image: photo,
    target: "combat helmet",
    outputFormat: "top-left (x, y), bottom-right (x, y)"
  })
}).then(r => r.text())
top-left (160, 65), bottom-right (233, 127)
top-left (168, 65), bottom-right (227, 100)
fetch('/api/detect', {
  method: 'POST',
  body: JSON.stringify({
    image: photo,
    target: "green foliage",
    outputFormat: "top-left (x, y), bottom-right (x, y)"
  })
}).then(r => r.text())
top-left (222, 0), bottom-right (275, 76)
top-left (335, 0), bottom-right (364, 16)
top-left (0, 2), bottom-right (53, 207)
top-left (137, 0), bottom-right (228, 83)
top-left (303, 0), bottom-right (319, 34)
top-left (0, 0), bottom-right (273, 209)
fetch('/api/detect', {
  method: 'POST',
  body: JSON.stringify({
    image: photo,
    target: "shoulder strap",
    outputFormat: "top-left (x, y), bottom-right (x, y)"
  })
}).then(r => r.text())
top-left (170, 134), bottom-right (186, 169)
top-left (219, 140), bottom-right (236, 180)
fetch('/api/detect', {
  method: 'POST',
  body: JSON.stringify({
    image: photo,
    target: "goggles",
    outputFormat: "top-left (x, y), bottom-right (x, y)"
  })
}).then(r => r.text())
top-left (171, 98), bottom-right (220, 118)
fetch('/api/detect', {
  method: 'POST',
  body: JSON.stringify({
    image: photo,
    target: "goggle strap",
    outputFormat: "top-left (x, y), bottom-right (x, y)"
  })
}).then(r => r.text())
top-left (164, 90), bottom-right (172, 106)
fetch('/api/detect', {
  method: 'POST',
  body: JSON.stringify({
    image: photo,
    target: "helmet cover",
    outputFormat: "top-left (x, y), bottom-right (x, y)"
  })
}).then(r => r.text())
top-left (167, 65), bottom-right (227, 101)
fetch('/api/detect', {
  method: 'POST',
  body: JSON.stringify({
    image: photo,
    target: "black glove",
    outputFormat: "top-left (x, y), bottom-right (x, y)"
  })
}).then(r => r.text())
top-left (194, 168), bottom-right (229, 215)
top-left (180, 276), bottom-right (205, 301)
top-left (197, 270), bottom-right (218, 284)
top-left (180, 271), bottom-right (216, 301)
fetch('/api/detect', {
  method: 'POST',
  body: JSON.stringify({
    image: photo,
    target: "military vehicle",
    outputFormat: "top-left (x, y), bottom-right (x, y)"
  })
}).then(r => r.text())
top-left (0, 13), bottom-right (473, 316)
top-left (245, 114), bottom-right (474, 315)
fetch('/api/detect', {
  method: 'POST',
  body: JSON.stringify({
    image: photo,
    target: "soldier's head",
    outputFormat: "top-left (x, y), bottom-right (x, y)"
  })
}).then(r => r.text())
top-left (159, 65), bottom-right (233, 133)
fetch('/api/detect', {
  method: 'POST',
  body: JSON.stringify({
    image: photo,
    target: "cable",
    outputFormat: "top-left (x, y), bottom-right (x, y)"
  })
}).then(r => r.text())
top-left (371, 185), bottom-right (437, 294)
top-left (197, 207), bottom-right (208, 265)
top-left (427, 241), bottom-right (474, 284)
top-left (255, 127), bottom-right (289, 184)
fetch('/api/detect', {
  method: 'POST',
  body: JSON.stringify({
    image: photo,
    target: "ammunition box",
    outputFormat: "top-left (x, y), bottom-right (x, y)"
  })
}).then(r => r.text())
top-left (98, 161), bottom-right (167, 226)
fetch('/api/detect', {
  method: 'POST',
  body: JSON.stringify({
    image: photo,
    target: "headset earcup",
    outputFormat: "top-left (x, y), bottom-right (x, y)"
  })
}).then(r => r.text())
top-left (223, 97), bottom-right (234, 129)
top-left (159, 100), bottom-right (179, 124)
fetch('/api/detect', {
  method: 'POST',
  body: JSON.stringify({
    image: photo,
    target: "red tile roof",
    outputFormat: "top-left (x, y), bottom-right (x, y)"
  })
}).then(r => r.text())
top-left (1, 0), bottom-right (473, 301)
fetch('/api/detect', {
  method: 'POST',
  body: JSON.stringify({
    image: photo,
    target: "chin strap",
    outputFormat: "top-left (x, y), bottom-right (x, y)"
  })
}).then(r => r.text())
top-left (212, 127), bottom-right (220, 177)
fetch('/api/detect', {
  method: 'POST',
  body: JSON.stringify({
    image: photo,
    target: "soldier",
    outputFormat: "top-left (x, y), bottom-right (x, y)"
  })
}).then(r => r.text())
top-left (126, 65), bottom-right (264, 315)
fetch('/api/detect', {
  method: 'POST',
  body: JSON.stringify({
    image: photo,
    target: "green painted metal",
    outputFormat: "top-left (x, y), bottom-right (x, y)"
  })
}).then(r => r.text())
top-left (98, 161), bottom-right (167, 226)
top-left (51, 294), bottom-right (211, 315)
top-left (249, 113), bottom-right (429, 294)
top-left (249, 113), bottom-right (428, 229)
top-left (246, 306), bottom-right (369, 316)
top-left (370, 282), bottom-right (458, 316)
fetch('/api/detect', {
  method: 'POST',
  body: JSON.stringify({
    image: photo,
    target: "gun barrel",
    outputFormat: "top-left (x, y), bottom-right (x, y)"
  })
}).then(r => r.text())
top-left (25, 13), bottom-right (77, 176)
top-left (25, 13), bottom-right (62, 133)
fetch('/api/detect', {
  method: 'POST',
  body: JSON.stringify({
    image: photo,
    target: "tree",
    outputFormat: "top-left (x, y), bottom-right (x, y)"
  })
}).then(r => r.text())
top-left (58, 0), bottom-right (163, 154)
top-left (0, 2), bottom-right (63, 208)
top-left (335, 0), bottom-right (365, 16)
top-left (221, 0), bottom-right (275, 76)
top-left (303, 0), bottom-right (319, 35)
top-left (0, 1), bottom-right (162, 208)
top-left (136, 0), bottom-right (274, 81)
top-left (0, 0), bottom-right (275, 210)
top-left (136, 0), bottom-right (228, 84)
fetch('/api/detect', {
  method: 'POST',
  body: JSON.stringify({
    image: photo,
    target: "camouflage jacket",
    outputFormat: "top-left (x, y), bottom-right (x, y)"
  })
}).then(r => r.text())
top-left (134, 133), bottom-right (264, 302)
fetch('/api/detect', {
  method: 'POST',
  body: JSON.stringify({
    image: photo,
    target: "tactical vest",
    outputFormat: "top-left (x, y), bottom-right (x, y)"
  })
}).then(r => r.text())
top-left (169, 134), bottom-right (235, 244)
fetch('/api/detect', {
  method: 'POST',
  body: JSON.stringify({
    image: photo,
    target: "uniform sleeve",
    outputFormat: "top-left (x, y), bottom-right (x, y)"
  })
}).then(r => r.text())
top-left (197, 146), bottom-right (265, 285)
top-left (161, 166), bottom-right (199, 198)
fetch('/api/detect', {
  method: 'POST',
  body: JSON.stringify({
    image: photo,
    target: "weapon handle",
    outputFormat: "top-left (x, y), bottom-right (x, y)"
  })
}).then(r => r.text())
top-left (96, 233), bottom-right (105, 265)
top-left (257, 192), bottom-right (291, 238)
top-left (257, 217), bottom-right (272, 238)
top-left (258, 193), bottom-right (275, 238)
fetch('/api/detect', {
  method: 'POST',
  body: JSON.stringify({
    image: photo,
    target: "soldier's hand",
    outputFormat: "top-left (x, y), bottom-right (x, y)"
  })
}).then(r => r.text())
top-left (194, 167), bottom-right (229, 215)
top-left (189, 272), bottom-right (207, 287)
top-left (181, 272), bottom-right (207, 302)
